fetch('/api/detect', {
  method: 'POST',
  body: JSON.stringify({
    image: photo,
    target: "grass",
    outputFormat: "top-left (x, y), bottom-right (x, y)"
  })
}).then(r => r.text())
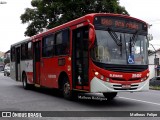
top-left (149, 86), bottom-right (160, 90)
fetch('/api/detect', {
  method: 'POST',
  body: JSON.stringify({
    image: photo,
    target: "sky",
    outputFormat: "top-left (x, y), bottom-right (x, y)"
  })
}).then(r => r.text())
top-left (0, 0), bottom-right (31, 52)
top-left (0, 0), bottom-right (160, 52)
top-left (120, 0), bottom-right (160, 50)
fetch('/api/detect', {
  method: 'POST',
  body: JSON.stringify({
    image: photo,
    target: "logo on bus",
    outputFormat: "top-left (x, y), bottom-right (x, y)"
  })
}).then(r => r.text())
top-left (109, 74), bottom-right (123, 78)
top-left (48, 74), bottom-right (56, 79)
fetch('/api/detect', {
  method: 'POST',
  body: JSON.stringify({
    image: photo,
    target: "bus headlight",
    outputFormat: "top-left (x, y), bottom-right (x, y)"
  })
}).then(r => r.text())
top-left (106, 78), bottom-right (110, 82)
top-left (100, 75), bottom-right (104, 80)
top-left (141, 77), bottom-right (148, 82)
top-left (94, 71), bottom-right (106, 81)
top-left (95, 72), bottom-right (99, 76)
top-left (141, 78), bottom-right (145, 82)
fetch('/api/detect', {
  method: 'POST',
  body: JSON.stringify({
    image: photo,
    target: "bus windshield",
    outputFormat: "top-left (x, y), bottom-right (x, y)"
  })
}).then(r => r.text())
top-left (91, 30), bottom-right (148, 65)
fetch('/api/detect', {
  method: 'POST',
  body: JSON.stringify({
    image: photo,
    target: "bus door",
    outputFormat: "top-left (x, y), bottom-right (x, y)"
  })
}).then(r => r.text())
top-left (15, 47), bottom-right (20, 81)
top-left (33, 41), bottom-right (41, 85)
top-left (72, 26), bottom-right (89, 89)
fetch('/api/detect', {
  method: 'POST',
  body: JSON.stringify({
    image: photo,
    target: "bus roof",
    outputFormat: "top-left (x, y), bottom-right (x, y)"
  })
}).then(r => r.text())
top-left (11, 38), bottom-right (31, 47)
top-left (11, 13), bottom-right (148, 46)
top-left (31, 13), bottom-right (147, 39)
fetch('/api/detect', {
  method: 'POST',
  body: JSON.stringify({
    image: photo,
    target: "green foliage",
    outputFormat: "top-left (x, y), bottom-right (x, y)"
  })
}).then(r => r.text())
top-left (0, 57), bottom-right (3, 62)
top-left (21, 0), bottom-right (129, 36)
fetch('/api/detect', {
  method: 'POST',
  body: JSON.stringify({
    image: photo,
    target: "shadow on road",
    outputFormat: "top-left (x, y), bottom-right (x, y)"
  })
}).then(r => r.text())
top-left (15, 84), bottom-right (137, 108)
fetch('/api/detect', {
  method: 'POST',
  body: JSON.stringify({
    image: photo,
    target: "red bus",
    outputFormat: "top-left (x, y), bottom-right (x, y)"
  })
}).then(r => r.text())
top-left (10, 13), bottom-right (149, 100)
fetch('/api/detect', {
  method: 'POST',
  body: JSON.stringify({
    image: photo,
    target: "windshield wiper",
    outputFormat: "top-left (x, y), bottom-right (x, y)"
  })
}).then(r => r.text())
top-left (108, 28), bottom-right (122, 46)
top-left (131, 30), bottom-right (139, 47)
top-left (107, 28), bottom-right (123, 56)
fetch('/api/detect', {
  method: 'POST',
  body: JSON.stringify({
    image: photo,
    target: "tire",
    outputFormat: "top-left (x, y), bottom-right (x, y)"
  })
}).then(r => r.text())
top-left (62, 77), bottom-right (73, 100)
top-left (22, 73), bottom-right (30, 90)
top-left (103, 92), bottom-right (117, 100)
top-left (7, 73), bottom-right (9, 76)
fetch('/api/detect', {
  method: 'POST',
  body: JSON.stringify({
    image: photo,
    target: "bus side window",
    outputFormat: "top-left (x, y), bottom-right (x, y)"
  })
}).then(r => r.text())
top-left (83, 29), bottom-right (89, 51)
top-left (21, 43), bottom-right (28, 60)
top-left (55, 29), bottom-right (70, 56)
top-left (28, 42), bottom-right (32, 59)
top-left (11, 47), bottom-right (16, 62)
top-left (42, 34), bottom-right (54, 57)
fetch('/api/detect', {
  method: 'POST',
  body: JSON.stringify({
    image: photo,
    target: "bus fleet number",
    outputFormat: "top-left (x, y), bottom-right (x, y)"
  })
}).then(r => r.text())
top-left (132, 74), bottom-right (142, 78)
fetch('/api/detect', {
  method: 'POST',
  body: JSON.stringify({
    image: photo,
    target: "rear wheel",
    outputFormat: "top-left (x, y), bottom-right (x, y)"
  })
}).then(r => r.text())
top-left (103, 92), bottom-right (117, 100)
top-left (22, 73), bottom-right (30, 90)
top-left (7, 72), bottom-right (10, 76)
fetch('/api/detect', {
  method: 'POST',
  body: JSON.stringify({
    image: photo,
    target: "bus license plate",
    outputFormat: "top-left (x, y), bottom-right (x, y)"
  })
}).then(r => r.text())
top-left (122, 85), bottom-right (131, 88)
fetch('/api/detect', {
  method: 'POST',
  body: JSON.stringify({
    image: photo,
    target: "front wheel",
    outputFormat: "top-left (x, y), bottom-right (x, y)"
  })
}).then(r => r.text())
top-left (63, 80), bottom-right (72, 100)
top-left (103, 92), bottom-right (117, 100)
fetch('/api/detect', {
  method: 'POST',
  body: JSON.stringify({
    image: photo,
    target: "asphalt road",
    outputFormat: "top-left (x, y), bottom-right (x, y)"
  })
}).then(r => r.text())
top-left (0, 72), bottom-right (160, 120)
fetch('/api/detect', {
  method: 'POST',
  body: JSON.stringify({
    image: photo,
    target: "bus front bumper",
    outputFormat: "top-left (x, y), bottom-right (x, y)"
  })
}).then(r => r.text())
top-left (90, 77), bottom-right (149, 93)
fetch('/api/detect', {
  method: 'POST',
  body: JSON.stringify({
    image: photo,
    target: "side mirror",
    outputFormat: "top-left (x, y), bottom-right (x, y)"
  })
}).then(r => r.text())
top-left (89, 23), bottom-right (95, 48)
top-left (146, 35), bottom-right (149, 48)
top-left (147, 34), bottom-right (153, 41)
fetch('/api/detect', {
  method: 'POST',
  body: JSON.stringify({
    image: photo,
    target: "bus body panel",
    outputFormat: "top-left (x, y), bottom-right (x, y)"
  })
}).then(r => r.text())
top-left (40, 57), bottom-right (58, 88)
top-left (40, 56), bottom-right (72, 88)
top-left (22, 60), bottom-right (33, 84)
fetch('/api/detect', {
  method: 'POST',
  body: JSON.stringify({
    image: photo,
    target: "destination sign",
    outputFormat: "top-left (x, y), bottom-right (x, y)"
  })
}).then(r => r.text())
top-left (94, 16), bottom-right (147, 31)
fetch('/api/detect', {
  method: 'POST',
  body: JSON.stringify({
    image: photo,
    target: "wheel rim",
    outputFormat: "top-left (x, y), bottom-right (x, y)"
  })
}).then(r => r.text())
top-left (64, 82), bottom-right (70, 96)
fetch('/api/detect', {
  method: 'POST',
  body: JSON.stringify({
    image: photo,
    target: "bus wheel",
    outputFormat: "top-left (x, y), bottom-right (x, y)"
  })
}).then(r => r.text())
top-left (22, 73), bottom-right (29, 90)
top-left (63, 79), bottom-right (72, 100)
top-left (103, 92), bottom-right (117, 100)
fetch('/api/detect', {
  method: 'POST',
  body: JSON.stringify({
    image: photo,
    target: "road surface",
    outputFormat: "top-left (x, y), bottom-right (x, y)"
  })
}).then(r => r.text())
top-left (0, 72), bottom-right (159, 120)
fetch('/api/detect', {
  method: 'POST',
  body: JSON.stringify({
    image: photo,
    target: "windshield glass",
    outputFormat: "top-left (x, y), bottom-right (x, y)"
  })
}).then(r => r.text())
top-left (91, 30), bottom-right (148, 65)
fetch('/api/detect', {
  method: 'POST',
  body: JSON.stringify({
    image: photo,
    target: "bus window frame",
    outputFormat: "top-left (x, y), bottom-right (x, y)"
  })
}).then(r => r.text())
top-left (21, 42), bottom-right (33, 61)
top-left (42, 34), bottom-right (55, 58)
top-left (55, 28), bottom-right (70, 56)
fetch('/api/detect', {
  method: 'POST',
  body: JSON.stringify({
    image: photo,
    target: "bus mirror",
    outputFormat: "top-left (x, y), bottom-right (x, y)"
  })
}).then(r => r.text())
top-left (147, 34), bottom-right (153, 41)
top-left (146, 35), bottom-right (149, 47)
top-left (89, 27), bottom-right (95, 48)
top-left (147, 39), bottom-right (149, 48)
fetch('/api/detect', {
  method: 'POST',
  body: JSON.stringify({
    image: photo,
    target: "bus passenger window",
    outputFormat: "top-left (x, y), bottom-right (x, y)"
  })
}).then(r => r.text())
top-left (21, 44), bottom-right (28, 60)
top-left (55, 29), bottom-right (70, 56)
top-left (11, 47), bottom-right (15, 62)
top-left (42, 34), bottom-right (54, 57)
top-left (28, 42), bottom-right (32, 59)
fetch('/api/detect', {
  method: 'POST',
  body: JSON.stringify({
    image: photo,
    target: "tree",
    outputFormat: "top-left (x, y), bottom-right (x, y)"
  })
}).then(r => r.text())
top-left (21, 0), bottom-right (129, 36)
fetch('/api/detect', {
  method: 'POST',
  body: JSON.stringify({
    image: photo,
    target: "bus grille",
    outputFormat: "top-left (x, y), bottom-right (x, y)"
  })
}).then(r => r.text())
top-left (111, 78), bottom-right (140, 81)
top-left (113, 84), bottom-right (138, 90)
